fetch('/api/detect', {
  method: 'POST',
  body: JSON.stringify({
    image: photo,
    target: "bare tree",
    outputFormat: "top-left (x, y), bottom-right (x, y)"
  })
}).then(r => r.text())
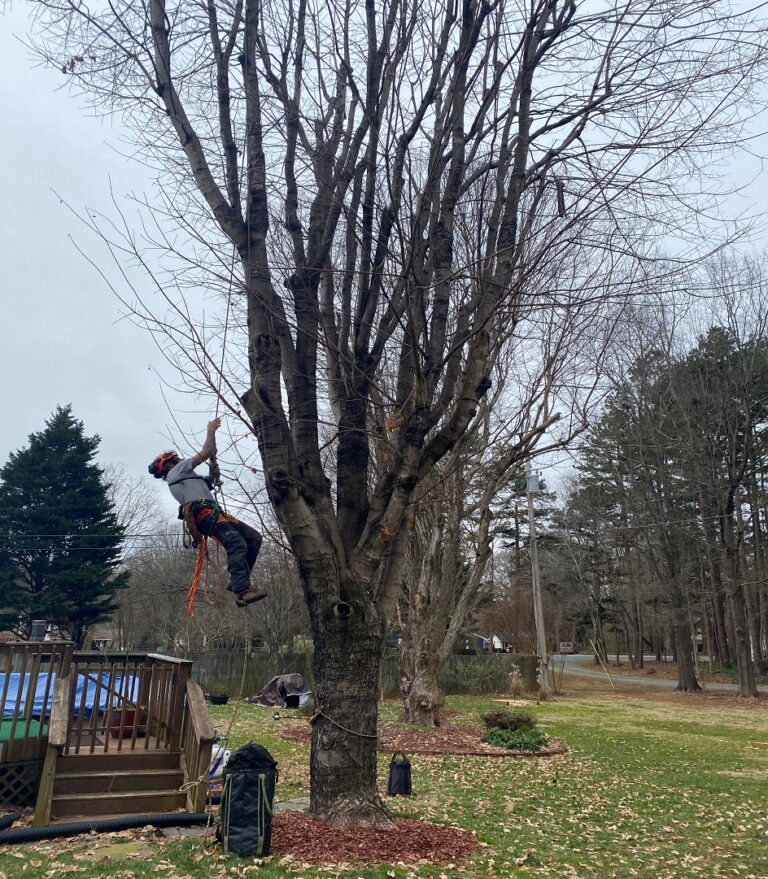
top-left (116, 530), bottom-right (195, 651)
top-left (247, 541), bottom-right (309, 664)
top-left (104, 463), bottom-right (166, 552)
top-left (26, 0), bottom-right (768, 824)
top-left (398, 285), bottom-right (614, 725)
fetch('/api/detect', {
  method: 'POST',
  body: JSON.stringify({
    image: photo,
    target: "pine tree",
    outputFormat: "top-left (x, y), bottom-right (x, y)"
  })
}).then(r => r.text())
top-left (0, 406), bottom-right (129, 645)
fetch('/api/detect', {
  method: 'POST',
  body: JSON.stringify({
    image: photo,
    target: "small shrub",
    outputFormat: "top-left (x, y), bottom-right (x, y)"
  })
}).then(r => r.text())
top-left (482, 726), bottom-right (549, 752)
top-left (481, 708), bottom-right (537, 731)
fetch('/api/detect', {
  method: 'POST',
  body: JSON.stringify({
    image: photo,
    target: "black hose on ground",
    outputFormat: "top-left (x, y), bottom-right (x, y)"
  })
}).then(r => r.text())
top-left (0, 812), bottom-right (22, 832)
top-left (0, 811), bottom-right (210, 845)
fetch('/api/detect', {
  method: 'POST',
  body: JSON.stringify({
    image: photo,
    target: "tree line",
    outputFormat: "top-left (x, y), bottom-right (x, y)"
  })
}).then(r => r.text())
top-left (551, 276), bottom-right (768, 697)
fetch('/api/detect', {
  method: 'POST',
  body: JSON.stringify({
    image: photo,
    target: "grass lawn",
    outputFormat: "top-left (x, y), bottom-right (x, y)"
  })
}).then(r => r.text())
top-left (0, 677), bottom-right (766, 879)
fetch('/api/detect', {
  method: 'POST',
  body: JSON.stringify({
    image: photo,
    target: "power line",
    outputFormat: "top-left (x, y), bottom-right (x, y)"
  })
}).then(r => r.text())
top-left (0, 533), bottom-right (169, 540)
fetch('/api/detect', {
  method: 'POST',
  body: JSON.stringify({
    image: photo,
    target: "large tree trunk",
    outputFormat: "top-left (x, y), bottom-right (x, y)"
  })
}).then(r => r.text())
top-left (671, 592), bottom-right (701, 692)
top-left (634, 597), bottom-right (644, 669)
top-left (745, 584), bottom-right (766, 674)
top-left (399, 637), bottom-right (446, 727)
top-left (673, 615), bottom-right (700, 692)
top-left (728, 585), bottom-right (758, 697)
top-left (723, 503), bottom-right (759, 697)
top-left (670, 583), bottom-right (700, 691)
top-left (309, 588), bottom-right (391, 826)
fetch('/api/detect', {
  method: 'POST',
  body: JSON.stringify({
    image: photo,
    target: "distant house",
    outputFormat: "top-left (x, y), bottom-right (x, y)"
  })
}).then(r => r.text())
top-left (82, 623), bottom-right (117, 651)
top-left (473, 633), bottom-right (510, 653)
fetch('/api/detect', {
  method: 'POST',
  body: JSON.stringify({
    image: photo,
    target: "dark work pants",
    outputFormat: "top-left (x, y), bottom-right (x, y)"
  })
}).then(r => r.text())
top-left (204, 518), bottom-right (262, 596)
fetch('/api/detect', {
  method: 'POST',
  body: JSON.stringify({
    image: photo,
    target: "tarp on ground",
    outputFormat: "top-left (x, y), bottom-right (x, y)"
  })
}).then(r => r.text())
top-left (0, 672), bottom-right (139, 719)
top-left (245, 673), bottom-right (310, 707)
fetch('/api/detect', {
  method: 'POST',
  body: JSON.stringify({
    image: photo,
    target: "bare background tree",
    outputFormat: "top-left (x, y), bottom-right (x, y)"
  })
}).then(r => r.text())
top-left (397, 269), bottom-right (620, 724)
top-left (26, 0), bottom-right (768, 824)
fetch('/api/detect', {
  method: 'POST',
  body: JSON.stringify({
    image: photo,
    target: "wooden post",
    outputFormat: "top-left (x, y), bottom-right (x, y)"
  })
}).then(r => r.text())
top-left (171, 661), bottom-right (191, 751)
top-left (33, 676), bottom-right (71, 828)
top-left (184, 679), bottom-right (215, 812)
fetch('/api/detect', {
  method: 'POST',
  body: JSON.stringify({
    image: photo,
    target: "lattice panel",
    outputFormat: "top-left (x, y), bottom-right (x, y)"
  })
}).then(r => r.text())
top-left (0, 760), bottom-right (43, 808)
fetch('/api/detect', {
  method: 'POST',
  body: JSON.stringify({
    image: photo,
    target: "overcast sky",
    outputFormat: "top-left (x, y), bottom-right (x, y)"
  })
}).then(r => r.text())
top-left (2, 5), bottom-right (767, 515)
top-left (1, 8), bottom-right (216, 518)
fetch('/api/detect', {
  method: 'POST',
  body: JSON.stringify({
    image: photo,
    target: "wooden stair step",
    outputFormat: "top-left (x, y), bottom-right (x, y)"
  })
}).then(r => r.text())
top-left (51, 789), bottom-right (187, 819)
top-left (54, 768), bottom-right (184, 796)
top-left (57, 750), bottom-right (182, 773)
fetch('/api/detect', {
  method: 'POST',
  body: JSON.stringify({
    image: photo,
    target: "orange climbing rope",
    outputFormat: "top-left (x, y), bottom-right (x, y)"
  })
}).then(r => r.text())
top-left (187, 536), bottom-right (227, 617)
top-left (188, 538), bottom-right (209, 618)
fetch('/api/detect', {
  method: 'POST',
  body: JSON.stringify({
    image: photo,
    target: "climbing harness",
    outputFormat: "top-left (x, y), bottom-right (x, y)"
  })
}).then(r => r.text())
top-left (184, 499), bottom-right (237, 617)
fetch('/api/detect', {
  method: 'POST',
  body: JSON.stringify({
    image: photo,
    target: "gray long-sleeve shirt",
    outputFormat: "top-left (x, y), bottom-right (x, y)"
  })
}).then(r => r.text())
top-left (165, 458), bottom-right (214, 505)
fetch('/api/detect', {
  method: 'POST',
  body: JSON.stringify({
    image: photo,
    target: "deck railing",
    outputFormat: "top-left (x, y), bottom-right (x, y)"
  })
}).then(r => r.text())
top-left (63, 652), bottom-right (192, 755)
top-left (0, 641), bottom-right (73, 764)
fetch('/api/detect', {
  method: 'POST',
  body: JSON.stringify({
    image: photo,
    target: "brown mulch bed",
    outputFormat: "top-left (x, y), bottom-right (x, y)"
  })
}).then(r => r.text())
top-left (271, 812), bottom-right (480, 864)
top-left (279, 720), bottom-right (567, 756)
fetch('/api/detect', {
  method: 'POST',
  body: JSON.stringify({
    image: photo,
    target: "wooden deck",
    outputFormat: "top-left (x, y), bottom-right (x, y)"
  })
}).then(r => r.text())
top-left (0, 642), bottom-right (215, 824)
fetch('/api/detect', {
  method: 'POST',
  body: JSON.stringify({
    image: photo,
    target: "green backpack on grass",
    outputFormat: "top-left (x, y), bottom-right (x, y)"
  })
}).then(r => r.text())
top-left (217, 742), bottom-right (278, 857)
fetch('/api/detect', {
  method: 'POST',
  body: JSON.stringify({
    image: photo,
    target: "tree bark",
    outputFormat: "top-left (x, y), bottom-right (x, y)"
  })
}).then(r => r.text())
top-left (309, 585), bottom-right (391, 826)
top-left (727, 584), bottom-right (758, 697)
top-left (723, 500), bottom-right (758, 696)
top-left (399, 640), bottom-right (446, 727)
top-left (634, 590), bottom-right (644, 669)
top-left (671, 580), bottom-right (700, 691)
top-left (673, 616), bottom-right (700, 691)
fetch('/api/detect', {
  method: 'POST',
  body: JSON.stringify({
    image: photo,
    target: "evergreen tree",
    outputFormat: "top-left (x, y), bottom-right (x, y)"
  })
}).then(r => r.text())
top-left (0, 406), bottom-right (129, 645)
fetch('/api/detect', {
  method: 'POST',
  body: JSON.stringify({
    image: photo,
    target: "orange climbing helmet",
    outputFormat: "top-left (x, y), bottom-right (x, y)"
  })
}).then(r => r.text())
top-left (148, 451), bottom-right (179, 479)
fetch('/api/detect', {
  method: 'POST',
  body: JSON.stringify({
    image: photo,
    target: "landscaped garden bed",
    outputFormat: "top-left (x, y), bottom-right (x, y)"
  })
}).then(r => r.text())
top-left (278, 716), bottom-right (568, 756)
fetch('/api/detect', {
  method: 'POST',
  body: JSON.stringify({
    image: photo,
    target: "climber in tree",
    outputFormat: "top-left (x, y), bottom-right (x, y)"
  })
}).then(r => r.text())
top-left (148, 418), bottom-right (266, 607)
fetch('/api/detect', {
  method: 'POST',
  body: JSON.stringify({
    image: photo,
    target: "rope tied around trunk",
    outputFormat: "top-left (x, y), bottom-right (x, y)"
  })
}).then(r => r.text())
top-left (310, 709), bottom-right (379, 738)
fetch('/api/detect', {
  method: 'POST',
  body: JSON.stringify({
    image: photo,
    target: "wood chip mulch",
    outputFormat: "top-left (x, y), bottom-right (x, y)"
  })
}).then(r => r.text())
top-left (270, 812), bottom-right (480, 864)
top-left (278, 720), bottom-right (568, 756)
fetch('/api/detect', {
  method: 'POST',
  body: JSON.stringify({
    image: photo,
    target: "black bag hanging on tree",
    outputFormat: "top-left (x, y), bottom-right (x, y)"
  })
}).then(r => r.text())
top-left (386, 752), bottom-right (412, 796)
top-left (217, 742), bottom-right (278, 857)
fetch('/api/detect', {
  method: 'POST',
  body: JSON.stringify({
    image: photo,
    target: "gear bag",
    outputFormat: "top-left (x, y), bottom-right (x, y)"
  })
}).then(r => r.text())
top-left (386, 752), bottom-right (412, 796)
top-left (217, 742), bottom-right (278, 857)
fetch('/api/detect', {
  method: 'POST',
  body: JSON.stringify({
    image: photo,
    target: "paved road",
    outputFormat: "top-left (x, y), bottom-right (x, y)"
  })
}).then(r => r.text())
top-left (557, 653), bottom-right (740, 692)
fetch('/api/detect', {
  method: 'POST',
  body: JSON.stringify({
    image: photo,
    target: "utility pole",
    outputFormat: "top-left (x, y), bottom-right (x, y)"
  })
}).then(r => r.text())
top-left (525, 461), bottom-right (549, 697)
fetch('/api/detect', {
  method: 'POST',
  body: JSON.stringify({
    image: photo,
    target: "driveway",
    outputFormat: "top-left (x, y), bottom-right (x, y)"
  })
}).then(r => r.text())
top-left (557, 653), bottom-right (740, 693)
